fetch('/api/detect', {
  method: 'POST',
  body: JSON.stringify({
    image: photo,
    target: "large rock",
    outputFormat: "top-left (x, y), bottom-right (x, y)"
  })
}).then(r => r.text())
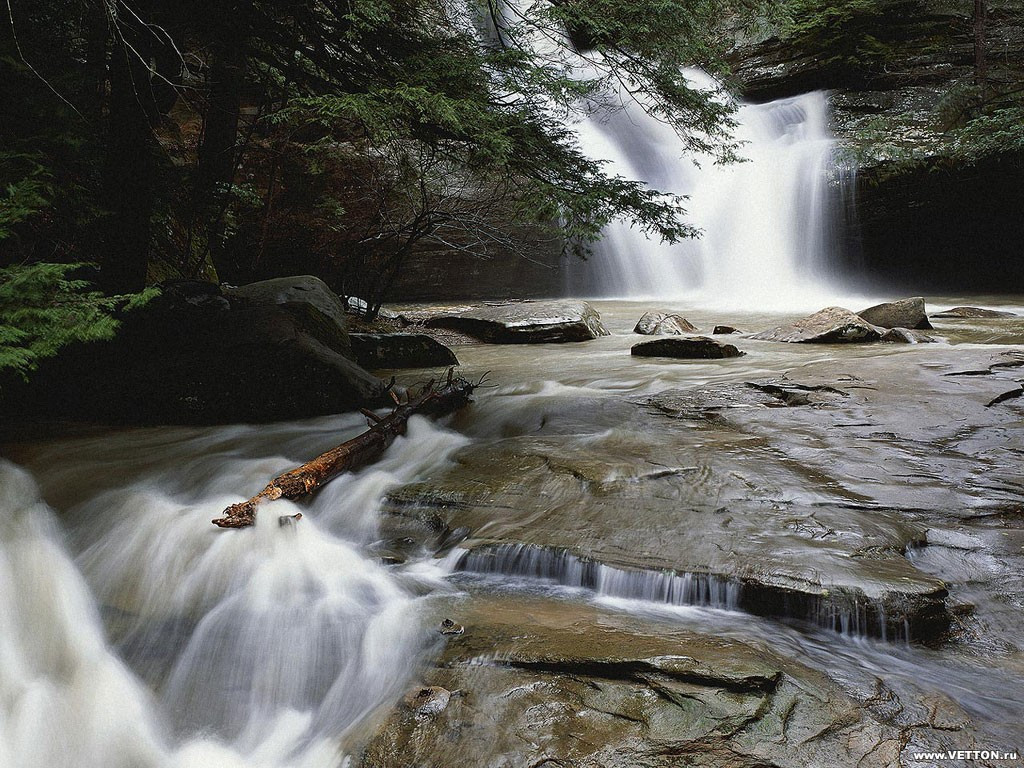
top-left (752, 307), bottom-right (883, 343)
top-left (633, 311), bottom-right (698, 335)
top-left (858, 297), bottom-right (932, 330)
top-left (422, 300), bottom-right (609, 343)
top-left (349, 333), bottom-right (458, 370)
top-left (631, 337), bottom-right (744, 359)
top-left (224, 275), bottom-right (353, 357)
top-left (932, 306), bottom-right (1018, 319)
top-left (361, 595), bottom-right (904, 768)
top-left (382, 382), bottom-right (953, 641)
top-left (2, 280), bottom-right (386, 425)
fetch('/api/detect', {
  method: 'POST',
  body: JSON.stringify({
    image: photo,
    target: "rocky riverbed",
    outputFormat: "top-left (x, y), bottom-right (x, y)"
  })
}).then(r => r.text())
top-left (3, 297), bottom-right (1023, 767)
top-left (366, 298), bottom-right (1024, 765)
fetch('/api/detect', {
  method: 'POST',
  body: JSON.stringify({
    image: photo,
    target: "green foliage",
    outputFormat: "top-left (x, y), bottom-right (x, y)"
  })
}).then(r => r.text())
top-left (948, 105), bottom-right (1024, 162)
top-left (779, 0), bottom-right (896, 70)
top-left (0, 263), bottom-right (157, 379)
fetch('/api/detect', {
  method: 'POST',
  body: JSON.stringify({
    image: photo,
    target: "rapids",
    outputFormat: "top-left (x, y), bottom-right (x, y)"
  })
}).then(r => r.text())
top-left (4, 300), bottom-right (1024, 765)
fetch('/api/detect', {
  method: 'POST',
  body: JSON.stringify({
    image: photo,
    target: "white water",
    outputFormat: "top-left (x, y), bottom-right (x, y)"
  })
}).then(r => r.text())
top-left (0, 415), bottom-right (468, 768)
top-left (567, 74), bottom-right (850, 310)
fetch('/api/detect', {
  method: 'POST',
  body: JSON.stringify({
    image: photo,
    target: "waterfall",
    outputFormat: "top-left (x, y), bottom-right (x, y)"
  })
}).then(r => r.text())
top-left (477, 1), bottom-right (850, 308)
top-left (567, 73), bottom-right (848, 309)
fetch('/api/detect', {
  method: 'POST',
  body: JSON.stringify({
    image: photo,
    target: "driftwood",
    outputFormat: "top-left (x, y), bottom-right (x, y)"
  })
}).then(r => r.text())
top-left (212, 371), bottom-right (477, 528)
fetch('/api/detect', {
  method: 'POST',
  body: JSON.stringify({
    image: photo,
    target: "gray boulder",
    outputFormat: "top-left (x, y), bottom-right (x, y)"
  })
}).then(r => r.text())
top-left (631, 337), bottom-right (744, 359)
top-left (633, 311), bottom-right (699, 335)
top-left (858, 297), bottom-right (932, 330)
top-left (225, 275), bottom-right (353, 357)
top-left (933, 306), bottom-right (1017, 318)
top-left (879, 327), bottom-right (937, 344)
top-left (350, 333), bottom-right (459, 370)
top-left (752, 307), bottom-right (883, 343)
top-left (423, 300), bottom-right (609, 343)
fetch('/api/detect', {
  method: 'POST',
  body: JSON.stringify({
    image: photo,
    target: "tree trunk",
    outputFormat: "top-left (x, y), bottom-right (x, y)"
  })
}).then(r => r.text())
top-left (195, 0), bottom-right (253, 281)
top-left (974, 0), bottom-right (988, 90)
top-left (212, 374), bottom-right (476, 528)
top-left (101, 0), bottom-right (159, 294)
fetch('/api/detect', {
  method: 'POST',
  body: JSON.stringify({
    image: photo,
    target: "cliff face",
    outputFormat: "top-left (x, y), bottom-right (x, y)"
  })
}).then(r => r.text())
top-left (733, 1), bottom-right (1024, 292)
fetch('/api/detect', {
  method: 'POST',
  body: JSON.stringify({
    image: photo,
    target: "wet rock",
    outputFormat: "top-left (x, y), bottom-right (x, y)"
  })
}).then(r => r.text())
top-left (932, 306), bottom-right (1018, 318)
top-left (422, 300), bottom-right (609, 343)
top-left (225, 275), bottom-right (353, 357)
top-left (631, 337), bottom-right (744, 360)
top-left (384, 429), bottom-right (949, 641)
top-left (858, 297), bottom-right (932, 330)
top-left (878, 327), bottom-right (936, 344)
top-left (633, 311), bottom-right (699, 335)
top-left (349, 333), bottom-right (458, 370)
top-left (403, 686), bottom-right (451, 716)
top-left (1, 278), bottom-right (387, 425)
top-left (752, 306), bottom-right (883, 343)
top-left (643, 380), bottom-right (848, 420)
top-left (361, 596), bottom-right (903, 768)
top-left (439, 618), bottom-right (465, 636)
top-left (713, 325), bottom-right (740, 335)
top-left (986, 387), bottom-right (1024, 408)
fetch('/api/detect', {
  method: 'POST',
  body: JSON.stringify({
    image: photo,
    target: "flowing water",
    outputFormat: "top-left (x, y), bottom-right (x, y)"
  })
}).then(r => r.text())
top-left (1, 416), bottom-right (469, 768)
top-left (567, 83), bottom-right (850, 311)
top-left (3, 7), bottom-right (1023, 761)
top-left (4, 300), bottom-right (1024, 765)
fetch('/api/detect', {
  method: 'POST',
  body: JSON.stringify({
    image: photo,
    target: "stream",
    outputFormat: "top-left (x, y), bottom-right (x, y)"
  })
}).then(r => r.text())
top-left (3, 299), bottom-right (1023, 766)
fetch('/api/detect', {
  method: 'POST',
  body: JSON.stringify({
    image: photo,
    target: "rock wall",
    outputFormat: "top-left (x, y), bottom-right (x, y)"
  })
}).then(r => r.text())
top-left (385, 226), bottom-right (566, 302)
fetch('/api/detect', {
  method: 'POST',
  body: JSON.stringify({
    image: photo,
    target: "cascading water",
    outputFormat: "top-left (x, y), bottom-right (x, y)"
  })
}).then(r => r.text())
top-left (480, 1), bottom-right (851, 308)
top-left (567, 74), bottom-right (849, 309)
top-left (0, 415), bottom-right (469, 768)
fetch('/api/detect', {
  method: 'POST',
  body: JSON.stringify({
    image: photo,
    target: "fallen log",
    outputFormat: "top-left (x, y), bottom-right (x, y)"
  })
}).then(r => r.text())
top-left (213, 371), bottom-right (477, 528)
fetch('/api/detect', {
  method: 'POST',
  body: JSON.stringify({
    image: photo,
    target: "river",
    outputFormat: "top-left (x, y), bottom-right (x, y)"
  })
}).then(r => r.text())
top-left (3, 298), bottom-right (1023, 766)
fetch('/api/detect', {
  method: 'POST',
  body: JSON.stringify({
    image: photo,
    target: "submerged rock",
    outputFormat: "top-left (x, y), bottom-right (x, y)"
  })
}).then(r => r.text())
top-left (858, 297), bottom-right (932, 330)
top-left (403, 686), bottom-right (451, 716)
top-left (932, 306), bottom-right (1018, 318)
top-left (349, 333), bottom-right (458, 370)
top-left (422, 300), bottom-right (609, 343)
top-left (752, 306), bottom-right (883, 343)
top-left (631, 337), bottom-right (744, 359)
top-left (879, 327), bottom-right (937, 344)
top-left (643, 380), bottom-right (848, 419)
top-left (633, 311), bottom-right (698, 335)
top-left (361, 595), bottom-right (904, 768)
top-left (713, 325), bottom-right (740, 334)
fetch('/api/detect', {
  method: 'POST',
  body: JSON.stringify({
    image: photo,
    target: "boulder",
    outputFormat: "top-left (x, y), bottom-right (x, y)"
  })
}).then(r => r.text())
top-left (752, 307), bottom-right (883, 343)
top-left (633, 311), bottom-right (698, 335)
top-left (858, 297), bottom-right (932, 330)
top-left (422, 300), bottom-right (609, 343)
top-left (631, 337), bottom-right (744, 359)
top-left (879, 327), bottom-right (937, 344)
top-left (932, 306), bottom-right (1017, 318)
top-left (713, 325), bottom-right (740, 335)
top-left (225, 275), bottom-right (353, 357)
top-left (349, 333), bottom-right (458, 370)
top-left (3, 280), bottom-right (386, 425)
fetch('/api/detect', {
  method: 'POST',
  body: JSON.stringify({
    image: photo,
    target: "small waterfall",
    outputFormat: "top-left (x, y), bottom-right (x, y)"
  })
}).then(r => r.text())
top-left (0, 415), bottom-right (471, 768)
top-left (567, 75), bottom-right (849, 309)
top-left (451, 543), bottom-right (933, 642)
